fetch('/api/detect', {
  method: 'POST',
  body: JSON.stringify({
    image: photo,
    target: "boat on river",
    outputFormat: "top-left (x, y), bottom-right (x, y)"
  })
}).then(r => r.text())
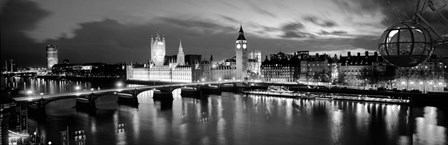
top-left (243, 86), bottom-right (299, 98)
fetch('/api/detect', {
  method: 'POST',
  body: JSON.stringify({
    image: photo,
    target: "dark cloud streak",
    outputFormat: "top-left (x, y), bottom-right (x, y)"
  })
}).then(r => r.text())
top-left (303, 16), bottom-right (337, 27)
top-left (318, 30), bottom-right (348, 36)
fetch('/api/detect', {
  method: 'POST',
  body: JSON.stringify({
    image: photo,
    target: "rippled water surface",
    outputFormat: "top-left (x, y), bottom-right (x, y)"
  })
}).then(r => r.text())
top-left (7, 78), bottom-right (448, 145)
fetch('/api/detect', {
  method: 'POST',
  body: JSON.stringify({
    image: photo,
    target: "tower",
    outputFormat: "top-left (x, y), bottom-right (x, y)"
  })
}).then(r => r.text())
top-left (177, 40), bottom-right (185, 65)
top-left (235, 25), bottom-right (248, 79)
top-left (151, 33), bottom-right (166, 66)
top-left (46, 43), bottom-right (58, 70)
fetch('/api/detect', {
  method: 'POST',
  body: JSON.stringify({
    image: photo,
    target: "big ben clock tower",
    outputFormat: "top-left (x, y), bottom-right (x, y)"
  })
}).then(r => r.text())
top-left (235, 25), bottom-right (248, 79)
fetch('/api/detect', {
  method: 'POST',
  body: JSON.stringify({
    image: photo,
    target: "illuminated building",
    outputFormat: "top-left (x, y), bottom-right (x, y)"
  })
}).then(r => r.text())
top-left (127, 26), bottom-right (255, 83)
top-left (300, 53), bottom-right (338, 84)
top-left (4, 59), bottom-right (17, 72)
top-left (248, 50), bottom-right (262, 76)
top-left (128, 34), bottom-right (203, 83)
top-left (395, 55), bottom-right (448, 92)
top-left (235, 26), bottom-right (248, 79)
top-left (46, 43), bottom-right (58, 70)
top-left (177, 41), bottom-right (185, 65)
top-left (338, 51), bottom-right (388, 88)
top-left (261, 52), bottom-right (300, 82)
top-left (127, 67), bottom-right (150, 81)
top-left (52, 63), bottom-right (125, 78)
top-left (151, 34), bottom-right (166, 66)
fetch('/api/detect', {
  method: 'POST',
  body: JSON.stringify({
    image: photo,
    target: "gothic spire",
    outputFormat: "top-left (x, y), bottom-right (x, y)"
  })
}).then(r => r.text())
top-left (178, 40), bottom-right (184, 53)
top-left (237, 25), bottom-right (246, 40)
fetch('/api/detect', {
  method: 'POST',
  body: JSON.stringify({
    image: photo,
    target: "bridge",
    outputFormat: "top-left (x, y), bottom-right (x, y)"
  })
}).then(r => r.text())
top-left (13, 81), bottom-right (245, 114)
top-left (2, 71), bottom-right (40, 77)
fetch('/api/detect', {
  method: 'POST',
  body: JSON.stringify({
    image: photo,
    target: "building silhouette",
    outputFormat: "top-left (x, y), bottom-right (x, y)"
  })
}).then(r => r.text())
top-left (46, 43), bottom-right (58, 70)
top-left (177, 41), bottom-right (185, 65)
top-left (126, 26), bottom-right (258, 83)
top-left (151, 34), bottom-right (166, 66)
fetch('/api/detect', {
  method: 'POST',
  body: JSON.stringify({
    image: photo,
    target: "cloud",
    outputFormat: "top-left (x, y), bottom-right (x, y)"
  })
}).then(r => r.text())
top-left (251, 5), bottom-right (277, 18)
top-left (41, 18), bottom-right (246, 64)
top-left (157, 17), bottom-right (235, 34)
top-left (303, 16), bottom-right (337, 27)
top-left (219, 15), bottom-right (239, 23)
top-left (281, 22), bottom-right (304, 31)
top-left (3, 0), bottom-right (447, 67)
top-left (281, 31), bottom-right (316, 38)
top-left (278, 22), bottom-right (315, 38)
top-left (46, 19), bottom-right (153, 63)
top-left (335, 0), bottom-right (448, 33)
top-left (333, 0), bottom-right (382, 16)
top-left (318, 30), bottom-right (347, 36)
top-left (1, 0), bottom-right (50, 67)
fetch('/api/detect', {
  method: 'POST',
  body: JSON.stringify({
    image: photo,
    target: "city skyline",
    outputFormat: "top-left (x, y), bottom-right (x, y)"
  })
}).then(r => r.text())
top-left (1, 0), bottom-right (448, 67)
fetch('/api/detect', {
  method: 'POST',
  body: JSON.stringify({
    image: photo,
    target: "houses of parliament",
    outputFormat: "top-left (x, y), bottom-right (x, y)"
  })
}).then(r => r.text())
top-left (126, 26), bottom-right (262, 83)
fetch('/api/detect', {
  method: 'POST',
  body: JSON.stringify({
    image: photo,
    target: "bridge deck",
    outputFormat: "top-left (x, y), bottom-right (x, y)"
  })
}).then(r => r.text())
top-left (13, 82), bottom-right (237, 102)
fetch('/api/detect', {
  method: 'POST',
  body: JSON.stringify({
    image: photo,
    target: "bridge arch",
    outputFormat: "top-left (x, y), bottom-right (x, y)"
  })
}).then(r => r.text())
top-left (136, 89), bottom-right (154, 104)
top-left (37, 91), bottom-right (119, 107)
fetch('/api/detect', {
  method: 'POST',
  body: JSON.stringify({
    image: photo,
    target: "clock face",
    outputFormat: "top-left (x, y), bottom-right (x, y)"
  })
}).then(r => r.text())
top-left (243, 44), bottom-right (247, 49)
top-left (236, 44), bottom-right (241, 49)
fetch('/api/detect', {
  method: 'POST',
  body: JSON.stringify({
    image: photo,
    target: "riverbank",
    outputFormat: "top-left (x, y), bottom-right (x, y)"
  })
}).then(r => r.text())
top-left (36, 75), bottom-right (123, 82)
top-left (249, 82), bottom-right (448, 107)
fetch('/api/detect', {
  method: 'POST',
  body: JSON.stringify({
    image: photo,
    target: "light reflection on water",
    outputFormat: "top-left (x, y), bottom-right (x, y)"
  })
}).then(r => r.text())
top-left (413, 107), bottom-right (446, 145)
top-left (29, 95), bottom-right (447, 145)
top-left (10, 78), bottom-right (445, 145)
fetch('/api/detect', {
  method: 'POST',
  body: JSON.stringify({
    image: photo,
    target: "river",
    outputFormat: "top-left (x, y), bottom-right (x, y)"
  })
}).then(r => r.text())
top-left (3, 77), bottom-right (447, 145)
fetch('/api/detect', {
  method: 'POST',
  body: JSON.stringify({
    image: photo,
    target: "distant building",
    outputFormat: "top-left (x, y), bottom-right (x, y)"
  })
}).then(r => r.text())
top-left (127, 26), bottom-right (256, 83)
top-left (261, 52), bottom-right (301, 82)
top-left (177, 41), bottom-right (185, 65)
top-left (127, 34), bottom-right (204, 83)
top-left (248, 50), bottom-right (262, 76)
top-left (4, 59), bottom-right (17, 72)
top-left (300, 53), bottom-right (338, 84)
top-left (338, 51), bottom-right (388, 88)
top-left (395, 55), bottom-right (448, 92)
top-left (46, 43), bottom-right (58, 70)
top-left (151, 34), bottom-right (166, 66)
top-left (235, 26), bottom-right (248, 79)
top-left (52, 63), bottom-right (125, 78)
top-left (185, 55), bottom-right (202, 65)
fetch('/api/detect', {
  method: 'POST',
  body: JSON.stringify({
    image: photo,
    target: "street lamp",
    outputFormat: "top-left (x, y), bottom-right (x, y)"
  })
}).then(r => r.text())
top-left (75, 86), bottom-right (81, 91)
top-left (116, 82), bottom-right (123, 88)
top-left (26, 90), bottom-right (34, 95)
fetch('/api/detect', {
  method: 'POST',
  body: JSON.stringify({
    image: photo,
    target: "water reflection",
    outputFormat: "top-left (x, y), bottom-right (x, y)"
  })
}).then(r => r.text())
top-left (4, 77), bottom-right (91, 95)
top-left (14, 78), bottom-right (445, 145)
top-left (413, 107), bottom-right (446, 145)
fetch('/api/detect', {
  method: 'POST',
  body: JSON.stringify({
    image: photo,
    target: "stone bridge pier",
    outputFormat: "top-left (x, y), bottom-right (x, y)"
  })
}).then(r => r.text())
top-left (27, 98), bottom-right (48, 117)
top-left (75, 93), bottom-right (97, 112)
top-left (116, 89), bottom-right (139, 106)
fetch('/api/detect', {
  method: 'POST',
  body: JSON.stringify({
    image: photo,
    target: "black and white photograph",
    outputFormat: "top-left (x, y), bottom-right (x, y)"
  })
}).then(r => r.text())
top-left (1, 0), bottom-right (448, 145)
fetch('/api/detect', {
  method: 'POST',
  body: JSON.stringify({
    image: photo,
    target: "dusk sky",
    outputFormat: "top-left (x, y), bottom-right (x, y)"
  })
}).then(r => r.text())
top-left (1, 0), bottom-right (448, 67)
